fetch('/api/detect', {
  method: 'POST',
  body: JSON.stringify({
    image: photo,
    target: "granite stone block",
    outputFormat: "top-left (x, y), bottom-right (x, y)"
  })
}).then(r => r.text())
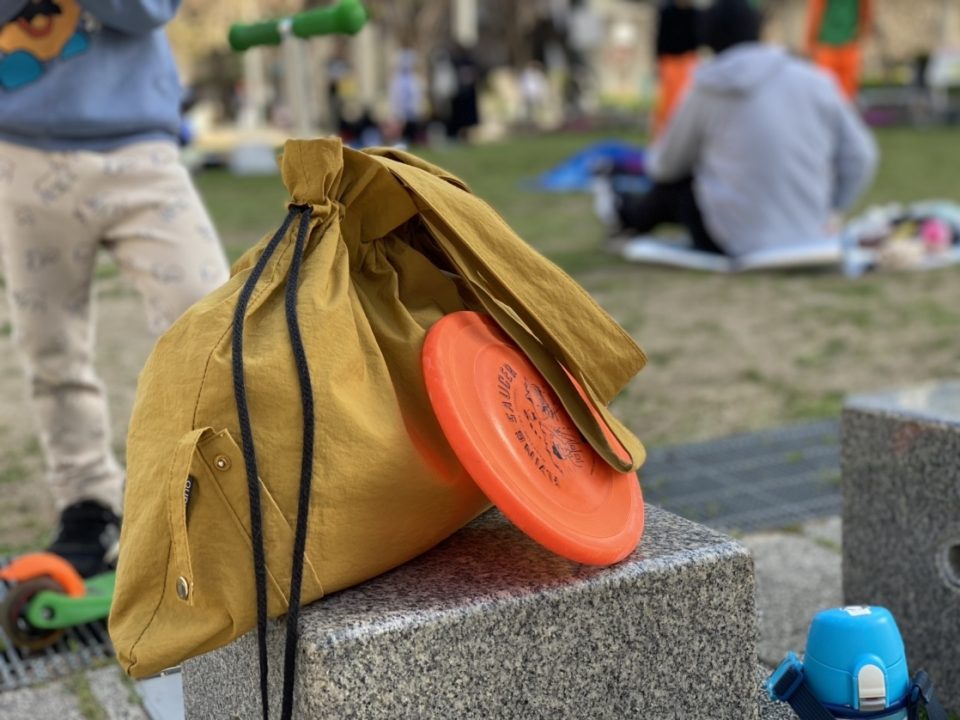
top-left (842, 381), bottom-right (960, 710)
top-left (183, 505), bottom-right (758, 719)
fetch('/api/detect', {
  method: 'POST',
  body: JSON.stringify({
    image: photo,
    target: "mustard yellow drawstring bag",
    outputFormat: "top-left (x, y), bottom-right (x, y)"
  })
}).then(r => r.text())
top-left (109, 139), bottom-right (647, 697)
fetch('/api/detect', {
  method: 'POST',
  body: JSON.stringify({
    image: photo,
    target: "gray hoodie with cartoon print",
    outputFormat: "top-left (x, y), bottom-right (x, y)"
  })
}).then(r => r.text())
top-left (647, 42), bottom-right (877, 256)
top-left (0, 0), bottom-right (183, 150)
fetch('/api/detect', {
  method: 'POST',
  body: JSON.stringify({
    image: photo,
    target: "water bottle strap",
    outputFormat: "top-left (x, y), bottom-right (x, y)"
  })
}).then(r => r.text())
top-left (907, 671), bottom-right (948, 720)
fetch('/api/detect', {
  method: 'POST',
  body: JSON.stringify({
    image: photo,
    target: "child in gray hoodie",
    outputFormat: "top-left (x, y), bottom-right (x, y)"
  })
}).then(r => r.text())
top-left (614, 0), bottom-right (877, 257)
top-left (0, 0), bottom-right (229, 577)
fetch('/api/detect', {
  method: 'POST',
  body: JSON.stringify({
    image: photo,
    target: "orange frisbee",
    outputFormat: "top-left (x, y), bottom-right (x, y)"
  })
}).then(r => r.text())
top-left (422, 311), bottom-right (644, 565)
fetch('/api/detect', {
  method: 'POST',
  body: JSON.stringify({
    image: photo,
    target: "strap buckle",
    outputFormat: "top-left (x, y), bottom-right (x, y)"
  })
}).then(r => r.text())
top-left (768, 652), bottom-right (806, 702)
top-left (767, 653), bottom-right (838, 720)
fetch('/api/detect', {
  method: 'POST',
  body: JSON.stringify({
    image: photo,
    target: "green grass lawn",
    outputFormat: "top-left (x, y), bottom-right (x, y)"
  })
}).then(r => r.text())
top-left (195, 131), bottom-right (623, 270)
top-left (196, 127), bottom-right (960, 267)
top-left (194, 128), bottom-right (960, 446)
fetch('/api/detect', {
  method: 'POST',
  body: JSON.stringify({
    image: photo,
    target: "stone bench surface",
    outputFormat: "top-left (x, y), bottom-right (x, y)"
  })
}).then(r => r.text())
top-left (184, 504), bottom-right (758, 719)
top-left (843, 380), bottom-right (960, 711)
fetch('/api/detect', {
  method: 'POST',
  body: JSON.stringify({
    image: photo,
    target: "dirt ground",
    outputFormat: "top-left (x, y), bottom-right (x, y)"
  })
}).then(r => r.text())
top-left (588, 262), bottom-right (960, 445)
top-left (1, 254), bottom-right (959, 553)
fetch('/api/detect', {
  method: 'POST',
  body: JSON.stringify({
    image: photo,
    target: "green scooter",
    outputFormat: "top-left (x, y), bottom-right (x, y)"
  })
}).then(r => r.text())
top-left (0, 552), bottom-right (114, 651)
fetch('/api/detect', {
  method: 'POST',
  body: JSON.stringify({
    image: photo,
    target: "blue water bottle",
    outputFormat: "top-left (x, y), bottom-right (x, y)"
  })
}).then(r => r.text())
top-left (766, 606), bottom-right (948, 720)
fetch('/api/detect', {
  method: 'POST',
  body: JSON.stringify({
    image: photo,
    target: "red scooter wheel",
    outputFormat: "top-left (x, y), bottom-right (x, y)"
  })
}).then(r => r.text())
top-left (1, 577), bottom-right (66, 652)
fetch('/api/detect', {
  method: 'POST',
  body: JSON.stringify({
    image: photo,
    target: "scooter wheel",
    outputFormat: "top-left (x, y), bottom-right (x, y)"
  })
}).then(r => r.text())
top-left (0, 577), bottom-right (65, 652)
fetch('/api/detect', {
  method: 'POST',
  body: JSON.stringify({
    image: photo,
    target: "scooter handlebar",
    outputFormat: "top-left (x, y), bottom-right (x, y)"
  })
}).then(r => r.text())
top-left (229, 0), bottom-right (368, 51)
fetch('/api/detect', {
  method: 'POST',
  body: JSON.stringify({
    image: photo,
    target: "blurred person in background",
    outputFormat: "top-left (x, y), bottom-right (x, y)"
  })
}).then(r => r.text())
top-left (326, 53), bottom-right (352, 133)
top-left (448, 42), bottom-right (480, 141)
top-left (429, 47), bottom-right (457, 137)
top-left (0, 0), bottom-right (229, 577)
top-left (651, 0), bottom-right (702, 138)
top-left (519, 60), bottom-right (549, 128)
top-left (389, 48), bottom-right (426, 146)
top-left (806, 0), bottom-right (873, 100)
top-left (601, 0), bottom-right (877, 258)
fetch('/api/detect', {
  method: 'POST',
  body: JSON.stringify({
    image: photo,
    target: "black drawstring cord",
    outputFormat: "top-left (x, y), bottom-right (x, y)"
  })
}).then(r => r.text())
top-left (232, 205), bottom-right (315, 720)
top-left (232, 206), bottom-right (298, 720)
top-left (280, 204), bottom-right (314, 720)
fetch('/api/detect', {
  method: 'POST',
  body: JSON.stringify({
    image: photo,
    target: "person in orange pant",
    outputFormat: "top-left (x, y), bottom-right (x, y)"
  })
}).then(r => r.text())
top-left (806, 0), bottom-right (873, 100)
top-left (651, 0), bottom-right (701, 138)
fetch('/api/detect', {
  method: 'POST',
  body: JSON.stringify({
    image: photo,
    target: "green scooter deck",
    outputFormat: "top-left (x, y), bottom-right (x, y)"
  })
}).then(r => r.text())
top-left (24, 571), bottom-right (114, 630)
top-left (0, 557), bottom-right (115, 691)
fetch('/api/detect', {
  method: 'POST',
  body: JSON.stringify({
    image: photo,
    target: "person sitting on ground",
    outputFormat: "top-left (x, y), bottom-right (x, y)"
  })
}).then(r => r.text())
top-left (602, 0), bottom-right (878, 258)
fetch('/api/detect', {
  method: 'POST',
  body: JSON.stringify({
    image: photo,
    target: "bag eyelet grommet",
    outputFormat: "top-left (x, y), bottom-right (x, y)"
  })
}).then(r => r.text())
top-left (176, 576), bottom-right (190, 601)
top-left (214, 455), bottom-right (231, 471)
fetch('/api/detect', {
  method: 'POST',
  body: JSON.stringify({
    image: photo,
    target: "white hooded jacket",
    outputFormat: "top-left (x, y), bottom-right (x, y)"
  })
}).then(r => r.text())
top-left (647, 43), bottom-right (878, 256)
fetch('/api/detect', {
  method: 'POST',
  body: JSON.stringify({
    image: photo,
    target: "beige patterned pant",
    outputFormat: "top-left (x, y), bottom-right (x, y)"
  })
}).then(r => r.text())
top-left (0, 140), bottom-right (229, 514)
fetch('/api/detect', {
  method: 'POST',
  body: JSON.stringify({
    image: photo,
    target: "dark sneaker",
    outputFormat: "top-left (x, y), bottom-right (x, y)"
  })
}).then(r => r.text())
top-left (46, 501), bottom-right (121, 579)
